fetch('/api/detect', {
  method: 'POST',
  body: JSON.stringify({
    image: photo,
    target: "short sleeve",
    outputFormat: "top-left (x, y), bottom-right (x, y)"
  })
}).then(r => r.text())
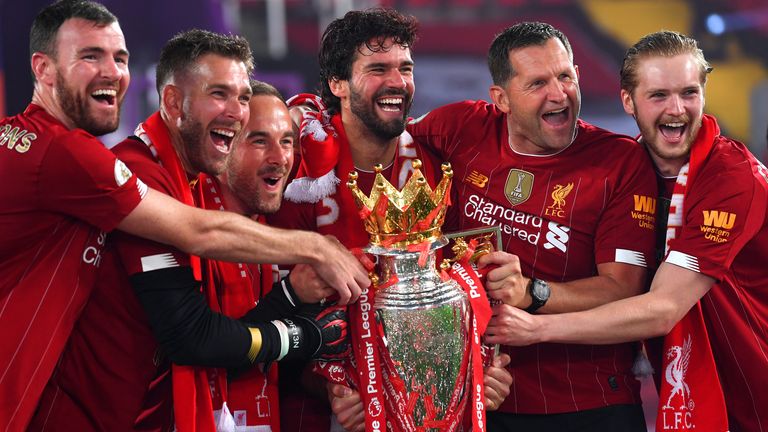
top-left (594, 140), bottom-right (657, 268)
top-left (109, 138), bottom-right (190, 276)
top-left (38, 130), bottom-right (144, 232)
top-left (666, 148), bottom-right (767, 280)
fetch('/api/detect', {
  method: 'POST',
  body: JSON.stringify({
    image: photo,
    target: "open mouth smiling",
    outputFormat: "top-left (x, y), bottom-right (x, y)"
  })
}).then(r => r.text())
top-left (542, 106), bottom-right (568, 126)
top-left (659, 122), bottom-right (686, 141)
top-left (211, 128), bottom-right (236, 153)
top-left (91, 89), bottom-right (117, 106)
top-left (377, 96), bottom-right (404, 112)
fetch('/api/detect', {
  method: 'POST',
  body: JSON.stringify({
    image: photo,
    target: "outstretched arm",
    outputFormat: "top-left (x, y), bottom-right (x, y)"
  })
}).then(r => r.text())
top-left (118, 188), bottom-right (368, 304)
top-left (485, 262), bottom-right (713, 346)
top-left (480, 251), bottom-right (646, 312)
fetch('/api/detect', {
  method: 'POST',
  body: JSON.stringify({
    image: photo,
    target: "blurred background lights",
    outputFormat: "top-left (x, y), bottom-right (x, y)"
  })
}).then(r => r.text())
top-left (707, 13), bottom-right (726, 35)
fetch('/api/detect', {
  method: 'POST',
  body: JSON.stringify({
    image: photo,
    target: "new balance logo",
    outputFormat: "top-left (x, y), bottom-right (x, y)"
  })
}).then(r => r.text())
top-left (465, 170), bottom-right (489, 188)
top-left (633, 194), bottom-right (656, 213)
top-left (702, 210), bottom-right (736, 229)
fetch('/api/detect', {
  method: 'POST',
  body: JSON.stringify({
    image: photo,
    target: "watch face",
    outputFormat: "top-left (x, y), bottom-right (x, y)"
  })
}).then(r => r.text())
top-left (532, 279), bottom-right (550, 300)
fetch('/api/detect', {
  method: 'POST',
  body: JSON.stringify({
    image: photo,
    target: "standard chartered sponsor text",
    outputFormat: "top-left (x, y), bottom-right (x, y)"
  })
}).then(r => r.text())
top-left (464, 194), bottom-right (542, 245)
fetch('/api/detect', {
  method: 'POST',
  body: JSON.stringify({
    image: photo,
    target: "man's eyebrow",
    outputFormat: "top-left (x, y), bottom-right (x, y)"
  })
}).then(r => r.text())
top-left (77, 46), bottom-right (130, 57)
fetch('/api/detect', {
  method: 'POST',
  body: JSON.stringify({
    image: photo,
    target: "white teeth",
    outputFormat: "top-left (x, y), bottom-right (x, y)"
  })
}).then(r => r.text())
top-left (92, 89), bottom-right (117, 97)
top-left (379, 98), bottom-right (403, 105)
top-left (545, 107), bottom-right (566, 115)
top-left (663, 122), bottom-right (685, 128)
top-left (211, 128), bottom-right (235, 138)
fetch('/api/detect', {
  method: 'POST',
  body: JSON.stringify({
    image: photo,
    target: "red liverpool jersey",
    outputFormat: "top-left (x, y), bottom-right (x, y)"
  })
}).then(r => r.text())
top-left (661, 134), bottom-right (768, 431)
top-left (29, 136), bottom-right (188, 432)
top-left (0, 104), bottom-right (144, 431)
top-left (408, 100), bottom-right (657, 414)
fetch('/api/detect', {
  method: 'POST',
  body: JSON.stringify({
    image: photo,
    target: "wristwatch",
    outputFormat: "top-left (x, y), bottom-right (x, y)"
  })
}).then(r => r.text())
top-left (524, 278), bottom-right (550, 313)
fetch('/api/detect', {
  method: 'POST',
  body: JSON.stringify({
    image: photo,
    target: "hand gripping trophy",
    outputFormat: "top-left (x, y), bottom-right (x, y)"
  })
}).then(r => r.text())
top-left (324, 160), bottom-right (493, 431)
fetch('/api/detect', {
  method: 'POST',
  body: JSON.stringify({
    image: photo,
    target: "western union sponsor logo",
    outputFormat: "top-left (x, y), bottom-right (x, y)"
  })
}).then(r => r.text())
top-left (633, 195), bottom-right (656, 213)
top-left (702, 210), bottom-right (736, 229)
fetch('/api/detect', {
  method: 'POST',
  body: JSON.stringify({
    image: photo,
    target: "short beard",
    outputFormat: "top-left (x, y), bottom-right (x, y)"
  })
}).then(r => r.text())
top-left (178, 114), bottom-right (224, 176)
top-left (349, 87), bottom-right (410, 141)
top-left (56, 72), bottom-right (119, 136)
top-left (227, 165), bottom-right (286, 215)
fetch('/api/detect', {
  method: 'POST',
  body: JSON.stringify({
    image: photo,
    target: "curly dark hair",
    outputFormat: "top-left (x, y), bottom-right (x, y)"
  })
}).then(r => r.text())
top-left (30, 0), bottom-right (117, 80)
top-left (155, 29), bottom-right (254, 96)
top-left (488, 22), bottom-right (572, 86)
top-left (318, 8), bottom-right (418, 114)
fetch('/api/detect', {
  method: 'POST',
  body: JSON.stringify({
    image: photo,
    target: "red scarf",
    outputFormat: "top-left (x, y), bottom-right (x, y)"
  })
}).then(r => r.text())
top-left (135, 113), bottom-right (214, 432)
top-left (197, 175), bottom-right (280, 431)
top-left (656, 114), bottom-right (729, 431)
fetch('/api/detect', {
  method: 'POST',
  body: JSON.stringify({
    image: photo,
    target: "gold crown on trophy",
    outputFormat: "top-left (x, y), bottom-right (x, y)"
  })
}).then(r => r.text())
top-left (347, 160), bottom-right (453, 248)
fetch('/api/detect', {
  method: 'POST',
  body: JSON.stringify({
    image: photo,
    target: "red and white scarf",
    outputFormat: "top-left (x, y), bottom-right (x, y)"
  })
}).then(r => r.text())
top-left (135, 112), bottom-right (215, 432)
top-left (197, 175), bottom-right (280, 432)
top-left (285, 95), bottom-right (490, 431)
top-left (655, 114), bottom-right (729, 431)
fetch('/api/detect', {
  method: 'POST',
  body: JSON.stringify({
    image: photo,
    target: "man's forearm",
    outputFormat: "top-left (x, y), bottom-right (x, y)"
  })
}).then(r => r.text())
top-left (536, 262), bottom-right (646, 313)
top-left (119, 188), bottom-right (323, 265)
top-left (503, 263), bottom-right (714, 346)
top-left (542, 292), bottom-right (677, 344)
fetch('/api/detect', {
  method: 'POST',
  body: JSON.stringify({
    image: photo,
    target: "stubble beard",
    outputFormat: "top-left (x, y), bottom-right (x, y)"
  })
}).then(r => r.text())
top-left (227, 165), bottom-right (285, 215)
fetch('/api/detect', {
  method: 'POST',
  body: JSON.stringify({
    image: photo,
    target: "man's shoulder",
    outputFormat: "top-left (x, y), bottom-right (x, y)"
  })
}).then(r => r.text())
top-left (111, 136), bottom-right (177, 195)
top-left (575, 120), bottom-right (648, 158)
top-left (710, 134), bottom-right (757, 165)
top-left (2, 105), bottom-right (102, 153)
top-left (410, 100), bottom-right (498, 125)
top-left (112, 136), bottom-right (156, 165)
top-left (576, 120), bottom-right (637, 146)
top-left (701, 135), bottom-right (767, 185)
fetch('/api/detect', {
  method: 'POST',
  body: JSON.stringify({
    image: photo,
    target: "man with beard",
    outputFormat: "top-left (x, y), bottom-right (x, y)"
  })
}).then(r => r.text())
top-left (271, 9), bottom-right (514, 431)
top-left (0, 2), bottom-right (367, 431)
top-left (407, 22), bottom-right (657, 431)
top-left (28, 31), bottom-right (356, 432)
top-left (489, 31), bottom-right (768, 432)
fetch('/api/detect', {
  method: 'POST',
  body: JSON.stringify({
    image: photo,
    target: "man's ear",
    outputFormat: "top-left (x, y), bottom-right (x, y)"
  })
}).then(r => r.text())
top-left (161, 84), bottom-right (183, 119)
top-left (620, 89), bottom-right (635, 116)
top-left (31, 52), bottom-right (55, 86)
top-left (328, 77), bottom-right (346, 99)
top-left (489, 84), bottom-right (510, 113)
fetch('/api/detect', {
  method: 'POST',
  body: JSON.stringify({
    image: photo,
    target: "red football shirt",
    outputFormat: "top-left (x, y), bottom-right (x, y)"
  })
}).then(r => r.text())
top-left (661, 134), bottom-right (768, 431)
top-left (0, 104), bottom-right (144, 431)
top-left (408, 100), bottom-right (657, 414)
top-left (29, 132), bottom-right (188, 432)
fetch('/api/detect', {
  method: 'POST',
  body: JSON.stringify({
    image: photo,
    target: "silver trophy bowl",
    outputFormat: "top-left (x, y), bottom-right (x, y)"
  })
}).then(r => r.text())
top-left (368, 238), bottom-right (471, 430)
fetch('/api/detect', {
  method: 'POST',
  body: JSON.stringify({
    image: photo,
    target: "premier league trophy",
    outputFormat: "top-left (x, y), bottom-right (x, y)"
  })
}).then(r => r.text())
top-left (345, 160), bottom-right (487, 431)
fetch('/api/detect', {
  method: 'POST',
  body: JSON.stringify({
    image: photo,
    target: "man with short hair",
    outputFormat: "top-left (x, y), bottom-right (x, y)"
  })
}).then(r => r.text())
top-left (27, 30), bottom-right (354, 432)
top-left (492, 30), bottom-right (768, 432)
top-left (0, 2), bottom-right (367, 431)
top-left (407, 22), bottom-right (658, 431)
